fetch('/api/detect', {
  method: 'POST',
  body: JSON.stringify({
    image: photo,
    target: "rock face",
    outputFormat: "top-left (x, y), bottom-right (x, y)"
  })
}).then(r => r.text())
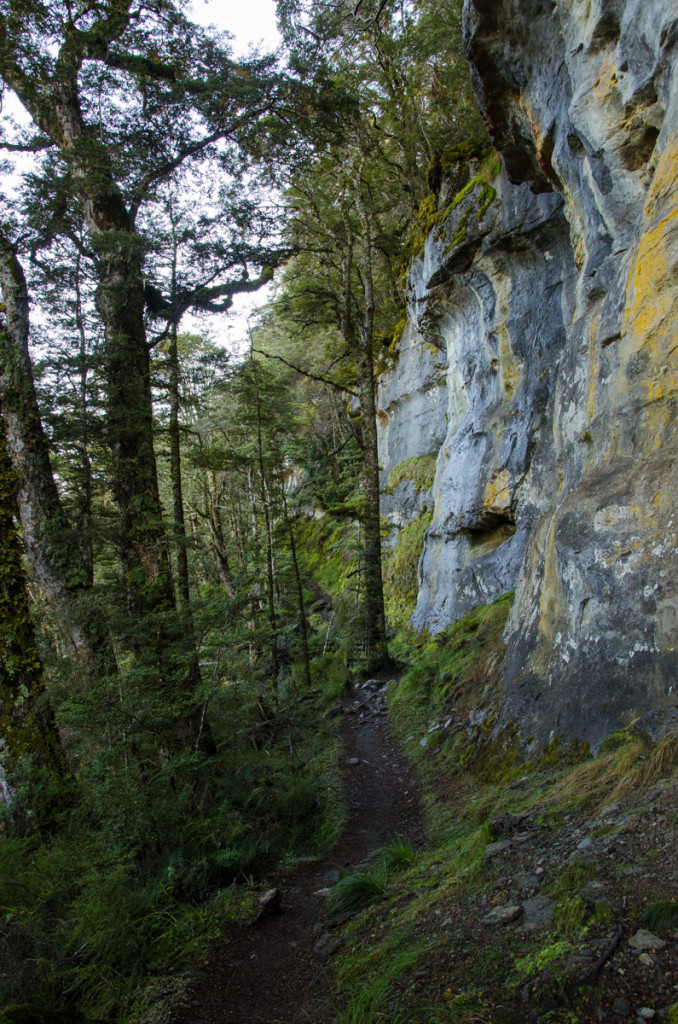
top-left (378, 0), bottom-right (678, 748)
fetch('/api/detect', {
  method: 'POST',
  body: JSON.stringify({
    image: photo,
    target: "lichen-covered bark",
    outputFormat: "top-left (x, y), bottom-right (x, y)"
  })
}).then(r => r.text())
top-left (0, 418), bottom-right (69, 796)
top-left (0, 231), bottom-right (115, 679)
top-left (1, 8), bottom-right (174, 617)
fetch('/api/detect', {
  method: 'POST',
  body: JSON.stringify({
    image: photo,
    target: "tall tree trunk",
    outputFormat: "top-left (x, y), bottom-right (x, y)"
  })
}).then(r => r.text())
top-left (0, 416), bottom-right (70, 810)
top-left (38, 44), bottom-right (175, 618)
top-left (73, 252), bottom-right (94, 586)
top-left (205, 474), bottom-right (236, 597)
top-left (353, 180), bottom-right (389, 671)
top-left (168, 320), bottom-right (191, 611)
top-left (0, 231), bottom-right (116, 681)
top-left (251, 355), bottom-right (279, 683)
top-left (280, 479), bottom-right (312, 691)
top-left (339, 201), bottom-right (389, 672)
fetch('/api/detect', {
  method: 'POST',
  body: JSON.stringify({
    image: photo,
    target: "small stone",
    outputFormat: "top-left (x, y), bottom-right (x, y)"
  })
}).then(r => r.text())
top-left (612, 998), bottom-right (629, 1017)
top-left (482, 904), bottom-right (523, 926)
top-left (577, 836), bottom-right (593, 851)
top-left (601, 802), bottom-right (621, 817)
top-left (637, 1010), bottom-right (655, 1020)
top-left (485, 840), bottom-right (512, 859)
top-left (347, 757), bottom-right (360, 765)
top-left (314, 933), bottom-right (345, 959)
top-left (516, 872), bottom-right (539, 891)
top-left (639, 953), bottom-right (654, 967)
top-left (519, 894), bottom-right (555, 932)
top-left (628, 929), bottom-right (666, 951)
top-left (580, 882), bottom-right (610, 907)
top-left (257, 887), bottom-right (282, 913)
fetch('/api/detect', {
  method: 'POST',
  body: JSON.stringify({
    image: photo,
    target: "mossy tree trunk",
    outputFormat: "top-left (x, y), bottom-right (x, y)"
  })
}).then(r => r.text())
top-left (0, 230), bottom-right (116, 682)
top-left (0, 417), bottom-right (70, 808)
top-left (339, 204), bottom-right (390, 673)
top-left (1, 14), bottom-right (174, 619)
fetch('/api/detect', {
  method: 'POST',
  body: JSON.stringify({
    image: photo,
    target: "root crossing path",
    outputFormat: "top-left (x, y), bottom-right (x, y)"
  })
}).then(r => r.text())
top-left (171, 681), bottom-right (425, 1024)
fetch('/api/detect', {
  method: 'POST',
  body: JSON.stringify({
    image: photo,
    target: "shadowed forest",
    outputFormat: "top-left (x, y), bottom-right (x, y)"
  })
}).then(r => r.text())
top-left (2, 2), bottom-right (678, 1023)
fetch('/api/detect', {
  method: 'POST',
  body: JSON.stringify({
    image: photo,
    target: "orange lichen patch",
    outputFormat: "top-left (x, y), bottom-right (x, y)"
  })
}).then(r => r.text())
top-left (483, 469), bottom-right (512, 514)
top-left (535, 512), bottom-right (570, 662)
top-left (623, 134), bottom-right (678, 405)
top-left (587, 311), bottom-right (600, 424)
top-left (593, 54), bottom-right (619, 103)
top-left (497, 322), bottom-right (523, 397)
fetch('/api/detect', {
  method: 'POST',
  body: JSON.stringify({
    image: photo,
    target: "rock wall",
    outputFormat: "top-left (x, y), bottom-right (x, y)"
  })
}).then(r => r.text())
top-left (378, 0), bottom-right (678, 749)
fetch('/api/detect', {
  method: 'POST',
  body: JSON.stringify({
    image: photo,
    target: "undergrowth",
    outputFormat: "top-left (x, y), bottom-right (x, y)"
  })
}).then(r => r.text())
top-left (323, 591), bottom-right (678, 1024)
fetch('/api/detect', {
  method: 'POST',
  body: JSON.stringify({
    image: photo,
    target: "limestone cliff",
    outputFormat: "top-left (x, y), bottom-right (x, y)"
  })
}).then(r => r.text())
top-left (378, 0), bottom-right (678, 749)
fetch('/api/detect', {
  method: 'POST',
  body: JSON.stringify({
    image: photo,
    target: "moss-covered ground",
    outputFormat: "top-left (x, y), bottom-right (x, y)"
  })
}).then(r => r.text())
top-left (324, 595), bottom-right (678, 1024)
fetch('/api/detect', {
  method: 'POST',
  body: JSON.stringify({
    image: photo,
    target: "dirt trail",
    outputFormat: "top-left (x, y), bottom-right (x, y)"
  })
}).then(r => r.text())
top-left (171, 682), bottom-right (424, 1024)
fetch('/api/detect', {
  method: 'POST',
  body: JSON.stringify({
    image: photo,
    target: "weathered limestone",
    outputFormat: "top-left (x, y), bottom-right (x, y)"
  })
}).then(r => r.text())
top-left (378, 0), bottom-right (678, 748)
top-left (377, 322), bottom-right (447, 542)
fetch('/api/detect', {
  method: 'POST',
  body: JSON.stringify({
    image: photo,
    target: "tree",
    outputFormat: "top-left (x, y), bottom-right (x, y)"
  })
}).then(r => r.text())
top-left (0, 415), bottom-right (69, 817)
top-left (0, 0), bottom-right (288, 617)
top-left (0, 228), bottom-right (115, 681)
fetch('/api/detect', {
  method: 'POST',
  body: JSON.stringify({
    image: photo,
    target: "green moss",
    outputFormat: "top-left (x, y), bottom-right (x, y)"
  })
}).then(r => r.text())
top-left (295, 516), bottom-right (360, 598)
top-left (382, 510), bottom-right (433, 632)
top-left (598, 729), bottom-right (633, 753)
top-left (439, 140), bottom-right (486, 176)
top-left (665, 1002), bottom-right (678, 1024)
top-left (509, 940), bottom-right (573, 985)
top-left (390, 315), bottom-right (408, 351)
top-left (477, 182), bottom-right (496, 219)
top-left (387, 455), bottom-right (437, 493)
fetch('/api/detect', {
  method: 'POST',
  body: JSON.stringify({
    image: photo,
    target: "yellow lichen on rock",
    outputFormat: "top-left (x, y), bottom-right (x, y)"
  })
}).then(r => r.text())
top-left (483, 469), bottom-right (512, 515)
top-left (623, 134), bottom-right (678, 406)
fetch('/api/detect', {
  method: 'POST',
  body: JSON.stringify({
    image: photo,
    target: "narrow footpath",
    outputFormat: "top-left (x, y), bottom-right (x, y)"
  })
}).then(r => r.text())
top-left (170, 678), bottom-right (425, 1024)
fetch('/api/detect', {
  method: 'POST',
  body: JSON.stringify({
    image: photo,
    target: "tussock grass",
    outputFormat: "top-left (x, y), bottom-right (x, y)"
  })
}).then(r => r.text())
top-left (640, 900), bottom-right (678, 932)
top-left (327, 865), bottom-right (390, 918)
top-left (375, 836), bottom-right (418, 873)
top-left (334, 980), bottom-right (408, 1023)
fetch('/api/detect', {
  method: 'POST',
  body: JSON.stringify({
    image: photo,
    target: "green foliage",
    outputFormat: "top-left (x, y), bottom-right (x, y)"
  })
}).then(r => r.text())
top-left (640, 900), bottom-right (678, 932)
top-left (395, 592), bottom-right (514, 717)
top-left (375, 836), bottom-right (418, 872)
top-left (387, 456), bottom-right (437, 493)
top-left (334, 980), bottom-right (407, 1024)
top-left (508, 941), bottom-right (573, 986)
top-left (0, 673), bottom-right (344, 1015)
top-left (666, 1002), bottom-right (678, 1024)
top-left (327, 865), bottom-right (390, 918)
top-left (383, 511), bottom-right (433, 632)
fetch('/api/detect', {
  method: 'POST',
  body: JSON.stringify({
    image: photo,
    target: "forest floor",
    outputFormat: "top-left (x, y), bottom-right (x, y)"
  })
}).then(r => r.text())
top-left (168, 675), bottom-right (424, 1024)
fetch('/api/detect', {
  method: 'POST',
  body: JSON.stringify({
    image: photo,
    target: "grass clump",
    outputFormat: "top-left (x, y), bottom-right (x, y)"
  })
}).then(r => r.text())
top-left (334, 981), bottom-right (407, 1024)
top-left (383, 510), bottom-right (433, 632)
top-left (327, 865), bottom-right (389, 918)
top-left (328, 838), bottom-right (420, 920)
top-left (376, 836), bottom-right (418, 873)
top-left (640, 899), bottom-right (678, 932)
top-left (387, 455), bottom-right (437, 493)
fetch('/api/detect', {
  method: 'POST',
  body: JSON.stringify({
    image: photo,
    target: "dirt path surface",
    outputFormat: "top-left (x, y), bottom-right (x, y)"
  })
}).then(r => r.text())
top-left (171, 680), bottom-right (425, 1024)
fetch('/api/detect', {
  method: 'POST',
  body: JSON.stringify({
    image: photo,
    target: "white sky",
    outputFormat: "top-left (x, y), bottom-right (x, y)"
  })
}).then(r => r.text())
top-left (188, 0), bottom-right (282, 352)
top-left (190, 0), bottom-right (281, 55)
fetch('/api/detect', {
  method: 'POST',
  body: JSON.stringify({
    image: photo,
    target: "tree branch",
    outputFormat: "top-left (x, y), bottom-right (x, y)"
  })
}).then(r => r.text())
top-left (252, 348), bottom-right (358, 396)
